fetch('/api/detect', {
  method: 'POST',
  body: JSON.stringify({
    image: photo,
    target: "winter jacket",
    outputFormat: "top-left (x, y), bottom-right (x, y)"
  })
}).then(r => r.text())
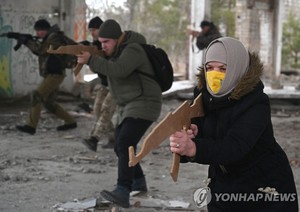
top-left (88, 31), bottom-right (162, 125)
top-left (187, 53), bottom-right (298, 211)
top-left (196, 23), bottom-right (222, 50)
top-left (25, 25), bottom-right (66, 77)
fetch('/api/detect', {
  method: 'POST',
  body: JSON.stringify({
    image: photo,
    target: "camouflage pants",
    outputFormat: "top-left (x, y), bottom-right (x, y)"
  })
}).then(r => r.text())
top-left (27, 74), bottom-right (75, 128)
top-left (90, 85), bottom-right (116, 139)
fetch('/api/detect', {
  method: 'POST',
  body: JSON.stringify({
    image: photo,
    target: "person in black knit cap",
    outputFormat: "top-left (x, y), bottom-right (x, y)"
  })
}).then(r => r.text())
top-left (16, 19), bottom-right (77, 135)
top-left (81, 16), bottom-right (117, 151)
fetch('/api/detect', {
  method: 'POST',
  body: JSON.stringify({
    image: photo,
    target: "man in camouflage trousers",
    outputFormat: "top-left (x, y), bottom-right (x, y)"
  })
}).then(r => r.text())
top-left (15, 19), bottom-right (77, 135)
top-left (82, 17), bottom-right (116, 152)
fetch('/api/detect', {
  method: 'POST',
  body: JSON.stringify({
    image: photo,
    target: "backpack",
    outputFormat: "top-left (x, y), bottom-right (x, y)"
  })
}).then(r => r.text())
top-left (61, 35), bottom-right (78, 69)
top-left (139, 44), bottom-right (174, 92)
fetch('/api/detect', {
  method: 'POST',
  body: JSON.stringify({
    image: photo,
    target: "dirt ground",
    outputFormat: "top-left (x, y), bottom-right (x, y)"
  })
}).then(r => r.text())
top-left (0, 94), bottom-right (299, 212)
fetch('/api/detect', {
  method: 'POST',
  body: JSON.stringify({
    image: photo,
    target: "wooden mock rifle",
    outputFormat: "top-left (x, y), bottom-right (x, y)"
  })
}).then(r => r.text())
top-left (47, 44), bottom-right (104, 76)
top-left (128, 93), bottom-right (204, 182)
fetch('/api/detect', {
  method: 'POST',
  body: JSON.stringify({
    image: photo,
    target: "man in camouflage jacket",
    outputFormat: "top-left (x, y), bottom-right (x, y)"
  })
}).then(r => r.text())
top-left (81, 16), bottom-right (116, 151)
top-left (16, 19), bottom-right (77, 135)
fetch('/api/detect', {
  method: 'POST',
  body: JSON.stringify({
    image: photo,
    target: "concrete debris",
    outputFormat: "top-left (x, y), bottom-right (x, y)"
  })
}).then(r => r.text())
top-left (0, 173), bottom-right (10, 182)
top-left (63, 135), bottom-right (76, 139)
top-left (53, 198), bottom-right (97, 212)
top-left (82, 168), bottom-right (102, 174)
top-left (168, 200), bottom-right (190, 208)
top-left (271, 80), bottom-right (283, 89)
top-left (69, 111), bottom-right (93, 118)
top-left (76, 156), bottom-right (98, 161)
top-left (131, 195), bottom-right (190, 209)
top-left (53, 196), bottom-right (192, 211)
top-left (264, 85), bottom-right (300, 99)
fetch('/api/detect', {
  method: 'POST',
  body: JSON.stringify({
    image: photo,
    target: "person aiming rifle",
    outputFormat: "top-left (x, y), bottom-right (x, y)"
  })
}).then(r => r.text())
top-left (81, 16), bottom-right (117, 151)
top-left (6, 19), bottom-right (77, 135)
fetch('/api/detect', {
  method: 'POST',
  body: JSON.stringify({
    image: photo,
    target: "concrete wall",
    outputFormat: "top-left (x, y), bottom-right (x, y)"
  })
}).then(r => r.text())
top-left (188, 0), bottom-right (206, 83)
top-left (284, 0), bottom-right (300, 16)
top-left (235, 0), bottom-right (276, 78)
top-left (0, 0), bottom-right (87, 98)
top-left (235, 0), bottom-right (300, 79)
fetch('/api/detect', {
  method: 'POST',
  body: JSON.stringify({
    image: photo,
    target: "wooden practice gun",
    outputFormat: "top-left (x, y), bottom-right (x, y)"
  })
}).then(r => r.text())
top-left (47, 44), bottom-right (104, 76)
top-left (128, 93), bottom-right (204, 182)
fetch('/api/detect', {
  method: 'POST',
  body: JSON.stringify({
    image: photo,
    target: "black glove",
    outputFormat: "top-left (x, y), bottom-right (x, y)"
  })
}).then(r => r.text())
top-left (18, 34), bottom-right (33, 44)
top-left (79, 40), bottom-right (90, 46)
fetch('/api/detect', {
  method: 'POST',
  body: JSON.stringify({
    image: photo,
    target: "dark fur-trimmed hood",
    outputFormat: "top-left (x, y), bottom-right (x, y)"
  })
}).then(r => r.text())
top-left (197, 52), bottom-right (264, 100)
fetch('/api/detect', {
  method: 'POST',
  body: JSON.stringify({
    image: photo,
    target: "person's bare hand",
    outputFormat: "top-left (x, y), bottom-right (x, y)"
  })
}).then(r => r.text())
top-left (190, 124), bottom-right (198, 137)
top-left (191, 30), bottom-right (200, 37)
top-left (169, 130), bottom-right (196, 157)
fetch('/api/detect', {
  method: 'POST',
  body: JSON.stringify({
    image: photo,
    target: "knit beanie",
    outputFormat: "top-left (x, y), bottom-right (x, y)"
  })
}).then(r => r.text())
top-left (200, 20), bottom-right (211, 28)
top-left (34, 19), bottom-right (51, 30)
top-left (204, 37), bottom-right (250, 97)
top-left (88, 16), bottom-right (103, 29)
top-left (98, 19), bottom-right (122, 39)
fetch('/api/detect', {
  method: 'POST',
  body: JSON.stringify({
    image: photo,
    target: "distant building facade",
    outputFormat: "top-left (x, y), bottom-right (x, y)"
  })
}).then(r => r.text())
top-left (235, 0), bottom-right (299, 79)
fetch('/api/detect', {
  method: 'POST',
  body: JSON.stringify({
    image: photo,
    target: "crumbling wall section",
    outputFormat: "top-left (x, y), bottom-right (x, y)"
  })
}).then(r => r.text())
top-left (236, 0), bottom-right (275, 78)
top-left (0, 0), bottom-right (87, 98)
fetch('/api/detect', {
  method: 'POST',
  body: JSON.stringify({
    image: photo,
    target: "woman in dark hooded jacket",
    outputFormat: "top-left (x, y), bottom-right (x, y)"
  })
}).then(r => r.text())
top-left (170, 37), bottom-right (298, 212)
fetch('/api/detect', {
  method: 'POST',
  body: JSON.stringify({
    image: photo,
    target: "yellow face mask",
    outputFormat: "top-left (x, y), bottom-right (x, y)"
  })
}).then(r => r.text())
top-left (206, 70), bottom-right (226, 93)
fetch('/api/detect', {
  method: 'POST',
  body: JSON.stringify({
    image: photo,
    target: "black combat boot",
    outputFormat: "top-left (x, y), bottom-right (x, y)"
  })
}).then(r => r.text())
top-left (82, 136), bottom-right (98, 152)
top-left (16, 125), bottom-right (36, 135)
top-left (57, 122), bottom-right (77, 131)
top-left (100, 185), bottom-right (130, 208)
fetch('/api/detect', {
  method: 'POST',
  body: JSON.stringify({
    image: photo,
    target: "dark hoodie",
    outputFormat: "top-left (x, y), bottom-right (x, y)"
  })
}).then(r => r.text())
top-left (196, 23), bottom-right (222, 50)
top-left (186, 52), bottom-right (298, 211)
top-left (25, 24), bottom-right (66, 77)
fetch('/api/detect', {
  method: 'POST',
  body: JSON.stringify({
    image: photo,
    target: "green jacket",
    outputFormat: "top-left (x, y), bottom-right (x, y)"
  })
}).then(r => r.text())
top-left (88, 31), bottom-right (162, 125)
top-left (25, 25), bottom-right (66, 77)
